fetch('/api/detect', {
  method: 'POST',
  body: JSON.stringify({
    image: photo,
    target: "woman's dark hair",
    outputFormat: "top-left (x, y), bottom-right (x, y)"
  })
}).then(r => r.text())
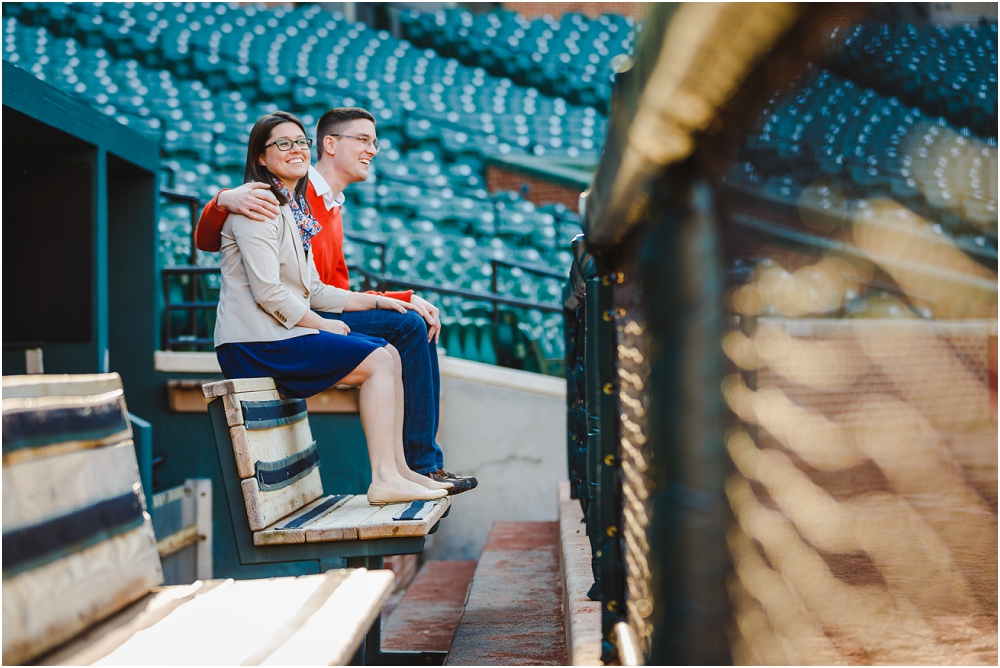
top-left (244, 111), bottom-right (311, 206)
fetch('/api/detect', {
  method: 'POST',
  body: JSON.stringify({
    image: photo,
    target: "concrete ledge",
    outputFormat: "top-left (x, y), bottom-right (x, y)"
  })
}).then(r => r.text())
top-left (154, 350), bottom-right (567, 399)
top-left (558, 480), bottom-right (602, 666)
top-left (154, 350), bottom-right (221, 373)
top-left (439, 356), bottom-right (566, 399)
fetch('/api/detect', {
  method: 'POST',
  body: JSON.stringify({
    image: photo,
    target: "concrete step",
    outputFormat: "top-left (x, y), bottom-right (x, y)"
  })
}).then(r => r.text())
top-left (557, 480), bottom-right (602, 665)
top-left (445, 521), bottom-right (568, 666)
top-left (381, 559), bottom-right (477, 653)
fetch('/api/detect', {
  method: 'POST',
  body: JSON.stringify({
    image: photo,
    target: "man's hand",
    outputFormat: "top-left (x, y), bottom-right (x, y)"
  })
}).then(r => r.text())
top-left (217, 182), bottom-right (280, 221)
top-left (391, 297), bottom-right (438, 342)
top-left (410, 294), bottom-right (441, 344)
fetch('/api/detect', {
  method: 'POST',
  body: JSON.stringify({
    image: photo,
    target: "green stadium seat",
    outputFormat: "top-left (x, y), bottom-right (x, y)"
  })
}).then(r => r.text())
top-left (3, 6), bottom-right (579, 374)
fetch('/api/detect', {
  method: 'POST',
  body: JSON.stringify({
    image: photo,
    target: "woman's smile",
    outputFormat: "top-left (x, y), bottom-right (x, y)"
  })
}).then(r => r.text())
top-left (262, 121), bottom-right (311, 187)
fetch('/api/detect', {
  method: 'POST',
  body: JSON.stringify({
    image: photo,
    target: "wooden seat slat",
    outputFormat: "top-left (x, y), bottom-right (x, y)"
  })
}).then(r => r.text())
top-left (357, 498), bottom-right (451, 540)
top-left (221, 390), bottom-right (281, 427)
top-left (98, 575), bottom-right (336, 665)
top-left (252, 495), bottom-right (452, 545)
top-left (201, 377), bottom-right (276, 399)
top-left (242, 467), bottom-right (324, 531)
top-left (37, 570), bottom-right (393, 666)
top-left (241, 398), bottom-right (309, 430)
top-left (1, 390), bottom-right (131, 464)
top-left (303, 494), bottom-right (382, 542)
top-left (36, 580), bottom-right (231, 666)
top-left (2, 442), bottom-right (143, 532)
top-left (1, 373), bottom-right (123, 400)
top-left (253, 494), bottom-right (354, 546)
top-left (230, 417), bottom-right (315, 479)
top-left (259, 570), bottom-right (395, 666)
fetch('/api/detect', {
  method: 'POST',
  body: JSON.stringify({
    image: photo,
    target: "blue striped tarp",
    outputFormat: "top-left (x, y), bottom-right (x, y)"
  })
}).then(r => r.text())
top-left (241, 398), bottom-right (308, 430)
top-left (2, 489), bottom-right (145, 577)
top-left (2, 394), bottom-right (129, 454)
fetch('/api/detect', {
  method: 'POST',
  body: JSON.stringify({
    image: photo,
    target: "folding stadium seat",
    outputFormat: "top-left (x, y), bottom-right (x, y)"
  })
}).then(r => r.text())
top-left (509, 249), bottom-right (544, 273)
top-left (890, 160), bottom-right (923, 203)
top-left (71, 7), bottom-right (107, 49)
top-left (441, 318), bottom-right (466, 359)
top-left (406, 117), bottom-right (441, 143)
top-left (761, 175), bottom-right (801, 208)
top-left (212, 140), bottom-right (245, 170)
top-left (459, 317), bottom-right (490, 363)
top-left (529, 223), bottom-right (558, 251)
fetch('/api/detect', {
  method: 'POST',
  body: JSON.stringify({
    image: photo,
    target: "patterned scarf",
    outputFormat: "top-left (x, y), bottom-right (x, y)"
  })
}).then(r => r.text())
top-left (270, 175), bottom-right (322, 253)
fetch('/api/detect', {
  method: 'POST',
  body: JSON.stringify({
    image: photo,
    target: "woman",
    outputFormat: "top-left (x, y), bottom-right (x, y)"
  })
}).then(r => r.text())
top-left (214, 111), bottom-right (449, 505)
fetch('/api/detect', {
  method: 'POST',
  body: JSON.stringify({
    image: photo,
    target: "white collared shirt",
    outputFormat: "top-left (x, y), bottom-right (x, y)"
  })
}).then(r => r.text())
top-left (308, 165), bottom-right (345, 211)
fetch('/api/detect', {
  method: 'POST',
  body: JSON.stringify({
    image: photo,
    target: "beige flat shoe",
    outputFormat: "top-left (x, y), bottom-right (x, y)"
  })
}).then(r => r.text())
top-left (367, 484), bottom-right (448, 506)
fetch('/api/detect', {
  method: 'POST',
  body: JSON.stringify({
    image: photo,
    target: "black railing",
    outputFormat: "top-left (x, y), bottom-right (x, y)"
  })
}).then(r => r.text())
top-left (158, 183), bottom-right (566, 353)
top-left (160, 189), bottom-right (202, 266)
top-left (161, 265), bottom-right (219, 350)
top-left (161, 262), bottom-right (563, 352)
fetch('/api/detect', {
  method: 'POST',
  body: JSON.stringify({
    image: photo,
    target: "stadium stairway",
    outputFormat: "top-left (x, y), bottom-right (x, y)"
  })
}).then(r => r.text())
top-left (361, 489), bottom-right (601, 665)
top-left (446, 521), bottom-right (568, 665)
top-left (381, 560), bottom-right (477, 654)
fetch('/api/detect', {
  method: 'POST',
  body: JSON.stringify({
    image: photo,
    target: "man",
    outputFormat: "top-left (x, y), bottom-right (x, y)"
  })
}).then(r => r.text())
top-left (194, 107), bottom-right (476, 494)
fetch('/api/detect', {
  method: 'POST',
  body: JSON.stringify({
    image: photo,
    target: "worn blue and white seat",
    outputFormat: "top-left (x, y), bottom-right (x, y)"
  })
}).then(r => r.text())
top-left (201, 377), bottom-right (450, 546)
top-left (2, 373), bottom-right (395, 666)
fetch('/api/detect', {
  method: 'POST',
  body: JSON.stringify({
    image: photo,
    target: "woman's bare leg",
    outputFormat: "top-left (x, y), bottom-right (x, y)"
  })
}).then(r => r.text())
top-left (385, 345), bottom-right (451, 491)
top-left (340, 346), bottom-right (442, 499)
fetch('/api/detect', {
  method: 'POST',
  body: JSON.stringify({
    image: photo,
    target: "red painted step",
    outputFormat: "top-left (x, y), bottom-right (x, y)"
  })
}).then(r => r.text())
top-left (445, 521), bottom-right (568, 666)
top-left (381, 559), bottom-right (477, 652)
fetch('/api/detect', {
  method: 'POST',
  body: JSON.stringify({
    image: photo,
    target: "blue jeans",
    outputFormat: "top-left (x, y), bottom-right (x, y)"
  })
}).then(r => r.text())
top-left (319, 309), bottom-right (444, 475)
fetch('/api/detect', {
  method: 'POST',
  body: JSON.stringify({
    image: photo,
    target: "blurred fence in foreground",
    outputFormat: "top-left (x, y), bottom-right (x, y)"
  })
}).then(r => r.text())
top-left (566, 2), bottom-right (998, 664)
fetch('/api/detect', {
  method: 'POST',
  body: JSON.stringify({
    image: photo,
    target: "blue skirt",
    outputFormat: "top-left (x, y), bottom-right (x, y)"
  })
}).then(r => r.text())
top-left (216, 331), bottom-right (388, 398)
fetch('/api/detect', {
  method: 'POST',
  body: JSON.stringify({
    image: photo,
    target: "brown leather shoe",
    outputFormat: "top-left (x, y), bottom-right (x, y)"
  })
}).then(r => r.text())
top-left (426, 469), bottom-right (478, 495)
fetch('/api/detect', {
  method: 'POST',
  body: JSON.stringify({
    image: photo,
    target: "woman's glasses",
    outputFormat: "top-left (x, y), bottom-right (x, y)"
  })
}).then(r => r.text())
top-left (265, 138), bottom-right (314, 151)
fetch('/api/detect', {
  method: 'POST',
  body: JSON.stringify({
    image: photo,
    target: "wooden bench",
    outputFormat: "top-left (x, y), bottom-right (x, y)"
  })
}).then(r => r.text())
top-left (2, 373), bottom-right (395, 666)
top-left (151, 478), bottom-right (213, 584)
top-left (203, 377), bottom-right (451, 665)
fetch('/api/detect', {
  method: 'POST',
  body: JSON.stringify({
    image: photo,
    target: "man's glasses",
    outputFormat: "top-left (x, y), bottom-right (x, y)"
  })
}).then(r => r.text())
top-left (327, 133), bottom-right (380, 152)
top-left (265, 138), bottom-right (314, 151)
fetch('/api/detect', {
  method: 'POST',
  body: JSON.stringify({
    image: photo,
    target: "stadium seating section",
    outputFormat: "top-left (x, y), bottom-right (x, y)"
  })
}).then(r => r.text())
top-left (399, 8), bottom-right (636, 113)
top-left (3, 2), bottom-right (623, 374)
top-left (7, 3), bottom-right (994, 357)
top-left (724, 20), bottom-right (997, 316)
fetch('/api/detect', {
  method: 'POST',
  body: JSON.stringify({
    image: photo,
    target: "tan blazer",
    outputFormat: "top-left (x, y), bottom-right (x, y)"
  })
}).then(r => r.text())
top-left (214, 204), bottom-right (351, 346)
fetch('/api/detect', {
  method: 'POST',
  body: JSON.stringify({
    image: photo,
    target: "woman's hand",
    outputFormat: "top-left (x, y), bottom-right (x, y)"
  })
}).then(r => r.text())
top-left (376, 296), bottom-right (410, 315)
top-left (321, 319), bottom-right (351, 336)
top-left (296, 309), bottom-right (350, 335)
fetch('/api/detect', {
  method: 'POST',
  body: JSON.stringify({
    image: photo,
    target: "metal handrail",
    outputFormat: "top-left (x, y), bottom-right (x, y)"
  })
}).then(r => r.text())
top-left (351, 266), bottom-right (564, 313)
top-left (491, 258), bottom-right (565, 281)
top-left (160, 262), bottom-right (563, 351)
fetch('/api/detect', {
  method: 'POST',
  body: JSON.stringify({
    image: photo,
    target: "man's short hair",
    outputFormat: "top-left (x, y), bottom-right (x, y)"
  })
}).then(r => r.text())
top-left (317, 107), bottom-right (377, 142)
